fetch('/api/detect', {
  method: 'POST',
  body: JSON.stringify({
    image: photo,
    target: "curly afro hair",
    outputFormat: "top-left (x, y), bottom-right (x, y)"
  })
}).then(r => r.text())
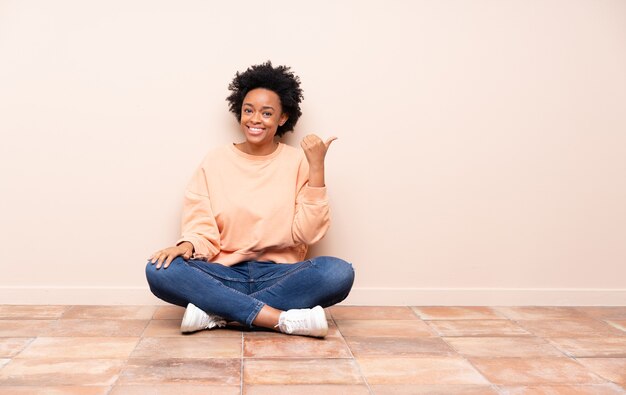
top-left (226, 61), bottom-right (303, 137)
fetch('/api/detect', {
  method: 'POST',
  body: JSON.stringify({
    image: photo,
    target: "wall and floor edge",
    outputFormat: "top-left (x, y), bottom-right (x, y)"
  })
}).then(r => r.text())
top-left (1, 287), bottom-right (624, 306)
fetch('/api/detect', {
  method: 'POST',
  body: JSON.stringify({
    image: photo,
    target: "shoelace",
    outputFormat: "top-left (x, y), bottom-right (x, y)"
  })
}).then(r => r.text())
top-left (277, 315), bottom-right (308, 334)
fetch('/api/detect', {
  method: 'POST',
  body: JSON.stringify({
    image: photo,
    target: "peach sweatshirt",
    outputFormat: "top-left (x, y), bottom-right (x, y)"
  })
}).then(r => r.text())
top-left (175, 142), bottom-right (330, 266)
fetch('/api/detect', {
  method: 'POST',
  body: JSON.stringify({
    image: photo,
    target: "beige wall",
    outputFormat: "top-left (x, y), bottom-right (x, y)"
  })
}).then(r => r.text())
top-left (1, 0), bottom-right (625, 305)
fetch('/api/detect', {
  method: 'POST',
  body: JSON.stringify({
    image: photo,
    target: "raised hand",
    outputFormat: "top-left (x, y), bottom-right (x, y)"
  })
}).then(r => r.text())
top-left (300, 134), bottom-right (337, 169)
top-left (300, 134), bottom-right (337, 187)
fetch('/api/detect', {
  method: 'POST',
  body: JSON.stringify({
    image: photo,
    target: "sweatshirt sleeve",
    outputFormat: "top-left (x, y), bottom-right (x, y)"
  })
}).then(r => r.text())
top-left (291, 156), bottom-right (331, 245)
top-left (175, 165), bottom-right (221, 261)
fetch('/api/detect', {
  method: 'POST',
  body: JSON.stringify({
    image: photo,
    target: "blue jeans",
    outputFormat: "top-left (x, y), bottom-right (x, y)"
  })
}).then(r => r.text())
top-left (145, 256), bottom-right (355, 327)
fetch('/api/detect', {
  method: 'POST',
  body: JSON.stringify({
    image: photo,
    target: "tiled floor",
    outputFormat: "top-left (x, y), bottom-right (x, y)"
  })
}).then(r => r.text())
top-left (0, 305), bottom-right (625, 394)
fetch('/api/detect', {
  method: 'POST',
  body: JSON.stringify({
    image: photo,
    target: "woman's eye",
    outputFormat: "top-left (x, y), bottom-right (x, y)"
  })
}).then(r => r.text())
top-left (263, 112), bottom-right (272, 117)
top-left (244, 108), bottom-right (252, 113)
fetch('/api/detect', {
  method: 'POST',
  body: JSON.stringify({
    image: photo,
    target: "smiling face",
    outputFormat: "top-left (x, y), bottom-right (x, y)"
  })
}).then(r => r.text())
top-left (239, 88), bottom-right (288, 155)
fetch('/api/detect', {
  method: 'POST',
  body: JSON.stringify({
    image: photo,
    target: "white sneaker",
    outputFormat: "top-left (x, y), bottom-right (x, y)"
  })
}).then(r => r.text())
top-left (277, 305), bottom-right (328, 338)
top-left (180, 303), bottom-right (227, 333)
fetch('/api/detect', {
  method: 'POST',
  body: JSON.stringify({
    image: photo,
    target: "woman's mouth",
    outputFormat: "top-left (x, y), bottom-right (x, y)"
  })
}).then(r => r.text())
top-left (247, 126), bottom-right (265, 136)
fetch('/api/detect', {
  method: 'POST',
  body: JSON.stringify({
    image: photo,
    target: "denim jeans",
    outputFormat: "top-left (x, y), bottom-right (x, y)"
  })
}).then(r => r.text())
top-left (145, 256), bottom-right (355, 327)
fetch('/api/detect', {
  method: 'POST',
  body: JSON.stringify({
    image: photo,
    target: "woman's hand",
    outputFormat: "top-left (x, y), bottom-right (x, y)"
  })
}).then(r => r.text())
top-left (300, 134), bottom-right (337, 169)
top-left (148, 241), bottom-right (193, 269)
top-left (301, 134), bottom-right (337, 187)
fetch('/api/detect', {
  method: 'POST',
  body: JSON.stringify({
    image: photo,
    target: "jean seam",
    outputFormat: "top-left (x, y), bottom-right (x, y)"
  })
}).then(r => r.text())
top-left (250, 260), bottom-right (313, 283)
top-left (185, 263), bottom-right (254, 300)
top-left (186, 260), bottom-right (250, 283)
top-left (248, 260), bottom-right (313, 298)
top-left (186, 262), bottom-right (264, 327)
top-left (245, 301), bottom-right (265, 327)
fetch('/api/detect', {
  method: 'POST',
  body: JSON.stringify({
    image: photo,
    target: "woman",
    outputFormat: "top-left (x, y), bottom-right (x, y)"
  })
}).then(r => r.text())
top-left (145, 61), bottom-right (355, 338)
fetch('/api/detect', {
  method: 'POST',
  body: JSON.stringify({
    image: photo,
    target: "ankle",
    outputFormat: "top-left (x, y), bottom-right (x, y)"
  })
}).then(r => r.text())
top-left (252, 305), bottom-right (283, 329)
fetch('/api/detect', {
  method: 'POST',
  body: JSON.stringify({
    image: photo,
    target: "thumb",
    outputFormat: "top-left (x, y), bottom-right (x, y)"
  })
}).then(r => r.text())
top-left (325, 136), bottom-right (338, 148)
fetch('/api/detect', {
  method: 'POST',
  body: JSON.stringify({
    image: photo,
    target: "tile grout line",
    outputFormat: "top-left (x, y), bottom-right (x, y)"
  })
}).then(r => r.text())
top-left (437, 307), bottom-right (624, 392)
top-left (332, 314), bottom-right (375, 395)
top-left (435, 319), bottom-right (504, 394)
top-left (2, 305), bottom-right (625, 391)
top-left (240, 330), bottom-right (244, 395)
top-left (434, 308), bottom-right (565, 392)
top-left (104, 306), bottom-right (154, 392)
top-left (579, 319), bottom-right (626, 392)
top-left (110, 331), bottom-right (142, 391)
top-left (569, 355), bottom-right (616, 386)
top-left (499, 311), bottom-right (612, 380)
top-left (0, 306), bottom-right (65, 383)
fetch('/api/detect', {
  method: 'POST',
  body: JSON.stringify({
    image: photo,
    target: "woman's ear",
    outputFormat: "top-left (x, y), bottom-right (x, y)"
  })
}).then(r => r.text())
top-left (279, 113), bottom-right (289, 126)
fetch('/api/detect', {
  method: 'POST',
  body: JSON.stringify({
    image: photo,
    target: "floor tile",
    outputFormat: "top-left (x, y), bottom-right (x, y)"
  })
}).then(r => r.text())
top-left (547, 338), bottom-right (626, 357)
top-left (0, 358), bottom-right (125, 385)
top-left (152, 305), bottom-right (185, 320)
top-left (43, 319), bottom-right (148, 337)
top-left (370, 384), bottom-right (499, 394)
top-left (412, 306), bottom-right (504, 320)
top-left (244, 358), bottom-right (363, 384)
top-left (0, 387), bottom-right (110, 395)
top-left (244, 334), bottom-right (351, 358)
top-left (0, 338), bottom-right (34, 357)
top-left (62, 305), bottom-right (156, 320)
top-left (516, 319), bottom-right (626, 338)
top-left (468, 357), bottom-right (605, 385)
top-left (427, 320), bottom-right (530, 337)
top-left (117, 358), bottom-right (240, 385)
top-left (0, 320), bottom-right (56, 337)
top-left (497, 383), bottom-right (626, 394)
top-left (142, 319), bottom-right (241, 337)
top-left (445, 337), bottom-right (565, 357)
top-left (110, 384), bottom-right (241, 395)
top-left (335, 320), bottom-right (435, 337)
top-left (0, 305), bottom-right (69, 319)
top-left (244, 384), bottom-right (370, 394)
top-left (345, 336), bottom-right (455, 357)
top-left (131, 336), bottom-right (241, 358)
top-left (15, 337), bottom-right (139, 359)
top-left (329, 306), bottom-right (418, 320)
top-left (1, 303), bottom-right (624, 392)
top-left (576, 358), bottom-right (626, 386)
top-left (576, 307), bottom-right (626, 320)
top-left (357, 356), bottom-right (487, 385)
top-left (495, 307), bottom-right (590, 321)
top-left (606, 320), bottom-right (626, 332)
